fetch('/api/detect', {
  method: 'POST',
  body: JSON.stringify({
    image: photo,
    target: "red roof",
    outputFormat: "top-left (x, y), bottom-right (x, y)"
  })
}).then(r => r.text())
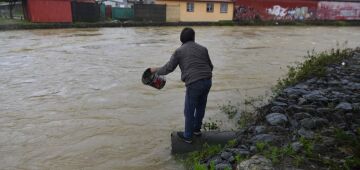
top-left (158, 0), bottom-right (233, 3)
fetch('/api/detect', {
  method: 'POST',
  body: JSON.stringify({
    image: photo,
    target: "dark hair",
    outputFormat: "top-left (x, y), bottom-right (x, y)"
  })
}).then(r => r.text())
top-left (180, 27), bottom-right (195, 44)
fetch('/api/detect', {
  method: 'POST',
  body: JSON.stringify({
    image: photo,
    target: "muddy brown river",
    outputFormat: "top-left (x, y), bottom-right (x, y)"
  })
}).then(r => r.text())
top-left (0, 26), bottom-right (359, 169)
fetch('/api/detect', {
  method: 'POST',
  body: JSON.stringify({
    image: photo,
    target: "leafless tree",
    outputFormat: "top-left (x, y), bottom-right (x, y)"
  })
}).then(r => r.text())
top-left (0, 0), bottom-right (20, 19)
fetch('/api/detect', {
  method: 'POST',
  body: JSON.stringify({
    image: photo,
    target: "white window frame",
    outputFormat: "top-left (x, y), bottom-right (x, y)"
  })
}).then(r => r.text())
top-left (187, 2), bottom-right (194, 12)
top-left (220, 3), bottom-right (228, 13)
top-left (206, 3), bottom-right (214, 13)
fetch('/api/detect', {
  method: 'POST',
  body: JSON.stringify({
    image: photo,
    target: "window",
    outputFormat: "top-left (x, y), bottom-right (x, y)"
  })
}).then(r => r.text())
top-left (206, 3), bottom-right (214, 13)
top-left (220, 3), bottom-right (228, 13)
top-left (187, 2), bottom-right (194, 12)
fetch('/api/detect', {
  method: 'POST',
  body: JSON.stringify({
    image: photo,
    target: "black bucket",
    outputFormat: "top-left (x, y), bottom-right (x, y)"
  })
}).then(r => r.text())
top-left (142, 68), bottom-right (166, 89)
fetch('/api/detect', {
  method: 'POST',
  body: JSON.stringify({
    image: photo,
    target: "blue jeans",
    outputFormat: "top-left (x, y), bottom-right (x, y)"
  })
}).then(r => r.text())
top-left (184, 78), bottom-right (212, 138)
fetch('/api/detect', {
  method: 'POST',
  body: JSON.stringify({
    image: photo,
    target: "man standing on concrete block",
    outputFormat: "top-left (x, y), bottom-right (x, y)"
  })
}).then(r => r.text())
top-left (150, 27), bottom-right (213, 144)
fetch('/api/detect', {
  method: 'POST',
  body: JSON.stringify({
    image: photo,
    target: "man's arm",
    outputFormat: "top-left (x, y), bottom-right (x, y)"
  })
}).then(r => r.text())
top-left (151, 51), bottom-right (179, 75)
top-left (206, 48), bottom-right (213, 71)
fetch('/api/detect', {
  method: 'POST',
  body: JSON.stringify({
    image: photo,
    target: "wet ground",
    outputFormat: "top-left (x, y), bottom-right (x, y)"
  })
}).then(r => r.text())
top-left (0, 26), bottom-right (359, 169)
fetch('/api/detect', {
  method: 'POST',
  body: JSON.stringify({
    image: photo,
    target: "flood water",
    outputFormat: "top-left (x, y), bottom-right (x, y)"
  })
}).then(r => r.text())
top-left (0, 26), bottom-right (359, 169)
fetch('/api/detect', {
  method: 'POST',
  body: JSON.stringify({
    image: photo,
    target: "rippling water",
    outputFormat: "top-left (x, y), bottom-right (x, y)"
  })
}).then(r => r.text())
top-left (0, 26), bottom-right (359, 169)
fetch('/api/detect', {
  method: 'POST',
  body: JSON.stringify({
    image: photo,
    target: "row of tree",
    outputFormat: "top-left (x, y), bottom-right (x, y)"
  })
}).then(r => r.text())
top-left (0, 0), bottom-right (27, 19)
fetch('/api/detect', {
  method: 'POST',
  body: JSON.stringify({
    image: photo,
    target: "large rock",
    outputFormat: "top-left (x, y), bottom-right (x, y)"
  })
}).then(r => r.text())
top-left (250, 134), bottom-right (277, 144)
top-left (293, 112), bottom-right (312, 121)
top-left (300, 117), bottom-right (329, 130)
top-left (171, 131), bottom-right (237, 154)
top-left (272, 101), bottom-right (288, 107)
top-left (283, 87), bottom-right (309, 96)
top-left (266, 113), bottom-right (288, 126)
top-left (220, 151), bottom-right (233, 160)
top-left (297, 128), bottom-right (314, 139)
top-left (254, 126), bottom-right (266, 134)
top-left (216, 163), bottom-right (232, 170)
top-left (208, 155), bottom-right (222, 165)
top-left (237, 155), bottom-right (274, 170)
top-left (303, 90), bottom-right (328, 101)
top-left (291, 142), bottom-right (303, 152)
top-left (270, 106), bottom-right (285, 113)
top-left (226, 148), bottom-right (250, 157)
top-left (335, 102), bottom-right (353, 111)
top-left (348, 82), bottom-right (360, 90)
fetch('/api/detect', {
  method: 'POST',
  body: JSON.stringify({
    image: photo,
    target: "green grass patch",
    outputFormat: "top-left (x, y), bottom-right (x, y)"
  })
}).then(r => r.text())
top-left (0, 17), bottom-right (28, 25)
top-left (219, 101), bottom-right (238, 119)
top-left (273, 48), bottom-right (355, 93)
top-left (183, 143), bottom-right (223, 169)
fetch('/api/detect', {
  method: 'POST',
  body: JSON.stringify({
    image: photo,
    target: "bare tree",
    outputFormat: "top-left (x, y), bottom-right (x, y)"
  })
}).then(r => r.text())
top-left (0, 0), bottom-right (19, 19)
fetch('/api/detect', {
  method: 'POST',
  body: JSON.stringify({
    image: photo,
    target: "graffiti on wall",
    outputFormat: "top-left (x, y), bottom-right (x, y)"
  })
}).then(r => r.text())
top-left (235, 5), bottom-right (259, 20)
top-left (235, 0), bottom-right (360, 21)
top-left (317, 1), bottom-right (360, 20)
top-left (266, 5), bottom-right (314, 20)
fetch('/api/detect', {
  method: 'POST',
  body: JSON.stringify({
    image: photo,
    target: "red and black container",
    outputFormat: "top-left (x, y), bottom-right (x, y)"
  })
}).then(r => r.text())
top-left (142, 68), bottom-right (166, 90)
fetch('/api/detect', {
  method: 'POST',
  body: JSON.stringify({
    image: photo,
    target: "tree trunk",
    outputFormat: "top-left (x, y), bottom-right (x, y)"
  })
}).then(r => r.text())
top-left (21, 0), bottom-right (27, 20)
top-left (9, 2), bottom-right (15, 19)
top-left (171, 131), bottom-right (238, 154)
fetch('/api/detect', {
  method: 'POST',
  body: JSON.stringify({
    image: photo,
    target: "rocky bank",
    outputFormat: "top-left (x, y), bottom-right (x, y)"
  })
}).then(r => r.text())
top-left (198, 49), bottom-right (360, 170)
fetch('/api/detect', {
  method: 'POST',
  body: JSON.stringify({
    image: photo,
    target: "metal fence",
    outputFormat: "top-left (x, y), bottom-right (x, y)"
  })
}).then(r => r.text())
top-left (134, 4), bottom-right (166, 22)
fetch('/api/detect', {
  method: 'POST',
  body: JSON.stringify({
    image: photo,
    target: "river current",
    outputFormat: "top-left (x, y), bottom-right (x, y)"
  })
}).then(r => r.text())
top-left (0, 26), bottom-right (359, 169)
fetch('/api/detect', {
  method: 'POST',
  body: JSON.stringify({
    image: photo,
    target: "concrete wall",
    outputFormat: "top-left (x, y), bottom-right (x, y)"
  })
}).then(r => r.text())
top-left (180, 2), bottom-right (234, 22)
top-left (166, 4), bottom-right (180, 22)
top-left (317, 1), bottom-right (360, 20)
top-left (235, 0), bottom-right (360, 21)
top-left (157, 0), bottom-right (233, 22)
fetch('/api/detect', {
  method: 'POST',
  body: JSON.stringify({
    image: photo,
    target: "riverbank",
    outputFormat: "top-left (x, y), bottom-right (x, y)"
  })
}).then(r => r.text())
top-left (1, 19), bottom-right (360, 31)
top-left (187, 48), bottom-right (360, 170)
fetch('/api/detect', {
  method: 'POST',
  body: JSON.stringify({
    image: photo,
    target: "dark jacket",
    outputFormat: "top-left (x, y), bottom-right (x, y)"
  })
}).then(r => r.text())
top-left (157, 41), bottom-right (213, 86)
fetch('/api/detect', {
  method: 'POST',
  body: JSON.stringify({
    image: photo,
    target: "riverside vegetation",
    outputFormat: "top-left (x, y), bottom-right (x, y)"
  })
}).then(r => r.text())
top-left (181, 47), bottom-right (360, 170)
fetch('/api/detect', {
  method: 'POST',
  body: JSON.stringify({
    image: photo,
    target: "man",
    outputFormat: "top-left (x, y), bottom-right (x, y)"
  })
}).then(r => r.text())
top-left (150, 27), bottom-right (213, 143)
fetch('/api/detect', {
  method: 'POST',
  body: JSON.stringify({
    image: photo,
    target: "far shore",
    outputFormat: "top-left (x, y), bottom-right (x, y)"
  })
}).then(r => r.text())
top-left (1, 20), bottom-right (360, 31)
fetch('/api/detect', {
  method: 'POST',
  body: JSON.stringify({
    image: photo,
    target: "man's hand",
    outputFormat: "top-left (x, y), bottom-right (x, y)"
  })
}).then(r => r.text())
top-left (150, 67), bottom-right (158, 73)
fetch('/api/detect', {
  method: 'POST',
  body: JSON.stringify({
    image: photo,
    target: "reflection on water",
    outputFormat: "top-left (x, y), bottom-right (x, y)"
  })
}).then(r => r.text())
top-left (0, 26), bottom-right (359, 170)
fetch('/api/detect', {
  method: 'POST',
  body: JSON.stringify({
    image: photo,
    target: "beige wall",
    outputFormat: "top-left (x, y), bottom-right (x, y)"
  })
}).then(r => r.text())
top-left (166, 3), bottom-right (181, 22)
top-left (156, 0), bottom-right (234, 22)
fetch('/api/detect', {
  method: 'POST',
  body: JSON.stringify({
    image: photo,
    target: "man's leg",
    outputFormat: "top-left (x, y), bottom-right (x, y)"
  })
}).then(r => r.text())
top-left (184, 85), bottom-right (199, 139)
top-left (194, 79), bottom-right (212, 133)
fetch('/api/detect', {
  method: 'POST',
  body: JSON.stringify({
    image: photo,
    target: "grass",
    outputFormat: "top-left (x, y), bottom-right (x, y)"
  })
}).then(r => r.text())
top-left (0, 17), bottom-right (27, 25)
top-left (334, 129), bottom-right (360, 170)
top-left (182, 47), bottom-right (360, 169)
top-left (273, 48), bottom-right (355, 93)
top-left (248, 128), bottom-right (360, 169)
top-left (219, 101), bottom-right (238, 119)
top-left (182, 143), bottom-right (223, 169)
top-left (202, 119), bottom-right (220, 131)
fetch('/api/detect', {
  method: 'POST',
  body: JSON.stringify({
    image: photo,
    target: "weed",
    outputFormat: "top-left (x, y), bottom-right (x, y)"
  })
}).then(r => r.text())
top-left (203, 121), bottom-right (220, 131)
top-left (273, 48), bottom-right (354, 93)
top-left (184, 143), bottom-right (223, 168)
top-left (224, 167), bottom-right (232, 170)
top-left (345, 156), bottom-right (360, 170)
top-left (237, 111), bottom-right (256, 128)
top-left (256, 142), bottom-right (268, 153)
top-left (209, 161), bottom-right (215, 170)
top-left (226, 139), bottom-right (237, 148)
top-left (235, 154), bottom-right (247, 163)
top-left (299, 137), bottom-right (314, 157)
top-left (293, 155), bottom-right (305, 167)
top-left (219, 101), bottom-right (238, 119)
top-left (194, 163), bottom-right (207, 170)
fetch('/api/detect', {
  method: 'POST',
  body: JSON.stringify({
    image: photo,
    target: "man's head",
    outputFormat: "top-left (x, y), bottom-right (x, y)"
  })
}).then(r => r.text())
top-left (180, 27), bottom-right (195, 44)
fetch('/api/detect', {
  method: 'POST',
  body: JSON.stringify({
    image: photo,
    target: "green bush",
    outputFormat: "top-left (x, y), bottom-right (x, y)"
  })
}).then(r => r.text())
top-left (273, 48), bottom-right (355, 93)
